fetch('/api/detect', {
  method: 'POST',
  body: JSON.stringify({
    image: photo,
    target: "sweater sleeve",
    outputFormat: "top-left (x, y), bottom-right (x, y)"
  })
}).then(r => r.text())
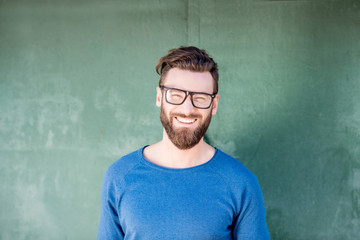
top-left (97, 167), bottom-right (124, 240)
top-left (232, 177), bottom-right (270, 240)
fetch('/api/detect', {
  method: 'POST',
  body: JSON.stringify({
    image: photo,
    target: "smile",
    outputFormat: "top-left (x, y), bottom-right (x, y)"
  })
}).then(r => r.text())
top-left (175, 117), bottom-right (197, 124)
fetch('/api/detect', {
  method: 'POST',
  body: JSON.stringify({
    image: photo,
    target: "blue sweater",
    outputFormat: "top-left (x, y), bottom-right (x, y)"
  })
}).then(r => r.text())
top-left (98, 147), bottom-right (270, 240)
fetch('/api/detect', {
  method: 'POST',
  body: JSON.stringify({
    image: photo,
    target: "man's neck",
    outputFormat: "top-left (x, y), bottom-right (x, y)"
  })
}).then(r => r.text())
top-left (143, 132), bottom-right (215, 169)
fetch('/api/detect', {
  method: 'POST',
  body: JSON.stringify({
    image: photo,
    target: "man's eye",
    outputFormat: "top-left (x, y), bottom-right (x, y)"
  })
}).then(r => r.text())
top-left (194, 95), bottom-right (207, 102)
top-left (171, 93), bottom-right (183, 98)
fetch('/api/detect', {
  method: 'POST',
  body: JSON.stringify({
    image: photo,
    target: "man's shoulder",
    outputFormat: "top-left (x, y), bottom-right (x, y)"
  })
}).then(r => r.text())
top-left (104, 147), bottom-right (144, 181)
top-left (212, 149), bottom-right (259, 186)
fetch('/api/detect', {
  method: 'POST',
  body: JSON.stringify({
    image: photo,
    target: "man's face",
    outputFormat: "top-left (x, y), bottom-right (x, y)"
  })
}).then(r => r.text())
top-left (156, 68), bottom-right (219, 149)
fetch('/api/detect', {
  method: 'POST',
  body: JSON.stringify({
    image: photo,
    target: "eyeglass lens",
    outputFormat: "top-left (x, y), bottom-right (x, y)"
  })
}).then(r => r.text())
top-left (166, 88), bottom-right (212, 108)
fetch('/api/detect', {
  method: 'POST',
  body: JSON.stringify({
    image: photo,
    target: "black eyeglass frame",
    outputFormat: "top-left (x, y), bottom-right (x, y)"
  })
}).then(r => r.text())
top-left (160, 85), bottom-right (217, 109)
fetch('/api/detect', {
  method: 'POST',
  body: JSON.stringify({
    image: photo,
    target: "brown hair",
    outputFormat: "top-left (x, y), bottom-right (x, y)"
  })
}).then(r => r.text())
top-left (156, 46), bottom-right (219, 93)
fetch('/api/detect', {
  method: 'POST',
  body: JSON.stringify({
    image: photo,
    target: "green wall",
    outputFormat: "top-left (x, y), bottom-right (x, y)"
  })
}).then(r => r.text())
top-left (1, 0), bottom-right (359, 239)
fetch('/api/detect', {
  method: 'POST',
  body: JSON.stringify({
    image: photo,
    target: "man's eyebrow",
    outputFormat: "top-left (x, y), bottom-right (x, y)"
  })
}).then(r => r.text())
top-left (163, 86), bottom-right (214, 95)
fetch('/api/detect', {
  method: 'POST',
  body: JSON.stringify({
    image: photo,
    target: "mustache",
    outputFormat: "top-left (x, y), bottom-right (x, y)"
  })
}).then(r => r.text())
top-left (170, 113), bottom-right (202, 119)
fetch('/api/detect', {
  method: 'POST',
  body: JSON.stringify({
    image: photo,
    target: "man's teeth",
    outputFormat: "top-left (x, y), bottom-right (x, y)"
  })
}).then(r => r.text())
top-left (176, 117), bottom-right (196, 123)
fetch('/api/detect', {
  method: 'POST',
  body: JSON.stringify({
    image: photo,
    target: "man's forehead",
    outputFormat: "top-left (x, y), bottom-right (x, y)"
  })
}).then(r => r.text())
top-left (163, 68), bottom-right (214, 93)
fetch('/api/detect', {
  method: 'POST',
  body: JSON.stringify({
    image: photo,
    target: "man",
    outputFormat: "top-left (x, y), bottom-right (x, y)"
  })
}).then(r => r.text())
top-left (98, 46), bottom-right (270, 239)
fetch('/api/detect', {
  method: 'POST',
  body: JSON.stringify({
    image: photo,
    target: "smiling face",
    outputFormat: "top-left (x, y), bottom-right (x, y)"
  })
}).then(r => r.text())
top-left (156, 68), bottom-right (219, 149)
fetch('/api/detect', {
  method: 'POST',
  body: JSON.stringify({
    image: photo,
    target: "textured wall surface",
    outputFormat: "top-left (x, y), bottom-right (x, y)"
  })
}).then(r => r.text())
top-left (0, 0), bottom-right (359, 239)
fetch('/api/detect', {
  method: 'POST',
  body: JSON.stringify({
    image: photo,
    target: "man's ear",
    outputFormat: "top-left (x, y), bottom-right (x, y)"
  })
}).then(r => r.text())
top-left (211, 94), bottom-right (219, 115)
top-left (156, 86), bottom-right (162, 107)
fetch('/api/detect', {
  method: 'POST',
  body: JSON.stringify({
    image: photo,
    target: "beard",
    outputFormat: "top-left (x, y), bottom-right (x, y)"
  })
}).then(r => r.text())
top-left (160, 103), bottom-right (212, 150)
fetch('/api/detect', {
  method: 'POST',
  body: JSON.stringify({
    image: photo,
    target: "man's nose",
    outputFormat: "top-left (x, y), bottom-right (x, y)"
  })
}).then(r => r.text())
top-left (179, 95), bottom-right (196, 113)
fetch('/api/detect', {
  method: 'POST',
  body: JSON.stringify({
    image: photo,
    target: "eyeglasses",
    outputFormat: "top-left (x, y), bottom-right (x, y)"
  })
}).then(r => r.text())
top-left (160, 86), bottom-right (217, 109)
